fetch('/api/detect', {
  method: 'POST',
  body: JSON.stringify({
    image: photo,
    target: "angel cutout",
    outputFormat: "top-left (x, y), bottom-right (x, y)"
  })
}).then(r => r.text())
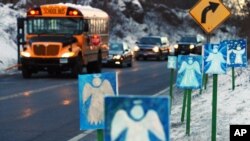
top-left (83, 74), bottom-right (114, 125)
top-left (178, 57), bottom-right (201, 88)
top-left (206, 45), bottom-right (226, 74)
top-left (168, 56), bottom-right (177, 69)
top-left (111, 100), bottom-right (166, 141)
top-left (232, 44), bottom-right (245, 64)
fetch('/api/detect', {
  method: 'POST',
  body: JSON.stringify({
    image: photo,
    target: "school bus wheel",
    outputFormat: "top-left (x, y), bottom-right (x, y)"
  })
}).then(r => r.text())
top-left (22, 66), bottom-right (32, 78)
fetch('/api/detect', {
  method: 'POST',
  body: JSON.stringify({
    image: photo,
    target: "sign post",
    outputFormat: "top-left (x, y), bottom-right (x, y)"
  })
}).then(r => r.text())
top-left (204, 43), bottom-right (227, 141)
top-left (186, 89), bottom-right (192, 135)
top-left (190, 0), bottom-right (231, 140)
top-left (223, 39), bottom-right (248, 91)
top-left (97, 129), bottom-right (104, 141)
top-left (177, 55), bottom-right (203, 135)
top-left (232, 67), bottom-right (235, 90)
top-left (181, 90), bottom-right (187, 122)
top-left (212, 74), bottom-right (218, 141)
top-left (167, 56), bottom-right (177, 108)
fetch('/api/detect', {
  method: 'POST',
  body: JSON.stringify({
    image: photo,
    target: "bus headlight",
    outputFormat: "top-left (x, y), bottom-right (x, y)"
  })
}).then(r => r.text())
top-left (62, 52), bottom-right (75, 58)
top-left (189, 44), bottom-right (195, 49)
top-left (152, 46), bottom-right (159, 53)
top-left (134, 46), bottom-right (140, 51)
top-left (21, 51), bottom-right (31, 57)
top-left (113, 55), bottom-right (121, 60)
top-left (174, 44), bottom-right (179, 49)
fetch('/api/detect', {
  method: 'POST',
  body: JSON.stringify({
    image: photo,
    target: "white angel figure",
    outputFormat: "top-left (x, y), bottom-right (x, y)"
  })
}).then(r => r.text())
top-left (83, 74), bottom-right (114, 125)
top-left (232, 44), bottom-right (245, 64)
top-left (111, 100), bottom-right (166, 141)
top-left (178, 57), bottom-right (201, 88)
top-left (168, 57), bottom-right (176, 69)
top-left (206, 46), bottom-right (226, 74)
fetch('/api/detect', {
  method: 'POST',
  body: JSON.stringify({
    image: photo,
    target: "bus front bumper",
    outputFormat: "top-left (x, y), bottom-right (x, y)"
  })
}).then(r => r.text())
top-left (21, 57), bottom-right (78, 71)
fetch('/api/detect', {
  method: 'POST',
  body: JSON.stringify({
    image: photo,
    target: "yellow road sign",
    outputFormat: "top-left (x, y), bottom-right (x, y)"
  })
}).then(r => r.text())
top-left (189, 0), bottom-right (231, 33)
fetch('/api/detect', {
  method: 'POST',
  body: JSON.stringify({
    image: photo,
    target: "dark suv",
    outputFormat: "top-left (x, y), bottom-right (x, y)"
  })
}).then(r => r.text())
top-left (173, 36), bottom-right (204, 55)
top-left (134, 36), bottom-right (169, 61)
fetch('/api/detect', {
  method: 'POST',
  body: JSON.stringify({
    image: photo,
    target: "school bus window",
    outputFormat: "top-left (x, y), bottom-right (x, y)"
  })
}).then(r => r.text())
top-left (27, 18), bottom-right (84, 35)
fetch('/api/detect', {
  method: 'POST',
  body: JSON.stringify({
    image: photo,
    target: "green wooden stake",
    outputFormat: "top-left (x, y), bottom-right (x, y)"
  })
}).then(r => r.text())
top-left (232, 67), bottom-right (235, 90)
top-left (181, 90), bottom-right (187, 122)
top-left (204, 74), bottom-right (208, 90)
top-left (169, 68), bottom-right (174, 108)
top-left (97, 129), bottom-right (103, 141)
top-left (212, 74), bottom-right (218, 141)
top-left (186, 89), bottom-right (192, 136)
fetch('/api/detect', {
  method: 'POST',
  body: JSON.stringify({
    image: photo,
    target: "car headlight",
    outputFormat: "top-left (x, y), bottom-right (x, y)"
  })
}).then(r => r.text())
top-left (21, 51), bottom-right (31, 57)
top-left (113, 55), bottom-right (121, 60)
top-left (189, 44), bottom-right (195, 49)
top-left (152, 46), bottom-right (159, 52)
top-left (134, 46), bottom-right (140, 51)
top-left (62, 52), bottom-right (75, 58)
top-left (174, 44), bottom-right (179, 49)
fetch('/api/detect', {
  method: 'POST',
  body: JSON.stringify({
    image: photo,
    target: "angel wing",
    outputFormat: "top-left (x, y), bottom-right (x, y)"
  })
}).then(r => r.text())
top-left (178, 61), bottom-right (187, 74)
top-left (206, 52), bottom-right (214, 62)
top-left (193, 61), bottom-right (201, 74)
top-left (100, 80), bottom-right (115, 96)
top-left (240, 48), bottom-right (246, 54)
top-left (228, 49), bottom-right (233, 54)
top-left (111, 110), bottom-right (131, 141)
top-left (143, 110), bottom-right (166, 141)
top-left (82, 83), bottom-right (93, 103)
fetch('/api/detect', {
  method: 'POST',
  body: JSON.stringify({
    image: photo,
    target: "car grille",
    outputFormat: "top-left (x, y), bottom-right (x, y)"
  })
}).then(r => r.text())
top-left (33, 44), bottom-right (60, 56)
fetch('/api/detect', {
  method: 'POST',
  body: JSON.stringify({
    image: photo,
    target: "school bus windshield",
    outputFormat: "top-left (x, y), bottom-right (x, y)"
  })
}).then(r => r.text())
top-left (27, 18), bottom-right (84, 35)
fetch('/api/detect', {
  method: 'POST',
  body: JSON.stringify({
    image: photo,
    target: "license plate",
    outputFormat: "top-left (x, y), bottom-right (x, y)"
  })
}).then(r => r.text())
top-left (144, 52), bottom-right (153, 55)
top-left (60, 58), bottom-right (68, 64)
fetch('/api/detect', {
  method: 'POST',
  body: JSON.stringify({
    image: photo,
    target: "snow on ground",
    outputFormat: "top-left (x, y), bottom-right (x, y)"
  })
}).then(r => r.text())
top-left (170, 67), bottom-right (250, 140)
top-left (0, 4), bottom-right (25, 73)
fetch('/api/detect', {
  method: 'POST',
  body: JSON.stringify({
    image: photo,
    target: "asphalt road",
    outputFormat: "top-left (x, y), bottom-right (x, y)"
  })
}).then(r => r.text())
top-left (0, 60), bottom-right (171, 141)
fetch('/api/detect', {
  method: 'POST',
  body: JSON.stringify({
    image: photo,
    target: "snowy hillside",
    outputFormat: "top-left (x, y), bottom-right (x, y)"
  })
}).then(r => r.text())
top-left (0, 0), bottom-right (248, 72)
top-left (170, 67), bottom-right (250, 140)
top-left (0, 3), bottom-right (25, 73)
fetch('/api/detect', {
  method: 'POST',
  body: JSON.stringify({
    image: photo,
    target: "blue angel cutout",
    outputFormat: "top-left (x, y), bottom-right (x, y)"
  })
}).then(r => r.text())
top-left (105, 96), bottom-right (170, 141)
top-left (204, 44), bottom-right (227, 74)
top-left (167, 56), bottom-right (177, 69)
top-left (177, 56), bottom-right (202, 89)
top-left (222, 39), bottom-right (247, 67)
top-left (79, 72), bottom-right (118, 130)
top-left (111, 101), bottom-right (166, 141)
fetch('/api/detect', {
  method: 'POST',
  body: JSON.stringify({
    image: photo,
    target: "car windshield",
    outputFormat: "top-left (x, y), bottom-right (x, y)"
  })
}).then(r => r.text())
top-left (27, 18), bottom-right (84, 35)
top-left (139, 37), bottom-right (161, 45)
top-left (180, 37), bottom-right (197, 43)
top-left (110, 43), bottom-right (123, 51)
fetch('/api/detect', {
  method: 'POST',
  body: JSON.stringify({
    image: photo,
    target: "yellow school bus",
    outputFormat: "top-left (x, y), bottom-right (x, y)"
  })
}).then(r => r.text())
top-left (18, 3), bottom-right (109, 78)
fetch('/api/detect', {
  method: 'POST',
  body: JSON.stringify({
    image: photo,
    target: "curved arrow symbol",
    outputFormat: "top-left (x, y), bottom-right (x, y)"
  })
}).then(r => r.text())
top-left (201, 2), bottom-right (219, 23)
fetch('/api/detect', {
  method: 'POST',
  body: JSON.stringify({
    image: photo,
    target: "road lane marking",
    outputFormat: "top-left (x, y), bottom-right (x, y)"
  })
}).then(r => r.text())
top-left (0, 81), bottom-right (77, 102)
top-left (68, 130), bottom-right (94, 141)
top-left (67, 86), bottom-right (172, 141)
